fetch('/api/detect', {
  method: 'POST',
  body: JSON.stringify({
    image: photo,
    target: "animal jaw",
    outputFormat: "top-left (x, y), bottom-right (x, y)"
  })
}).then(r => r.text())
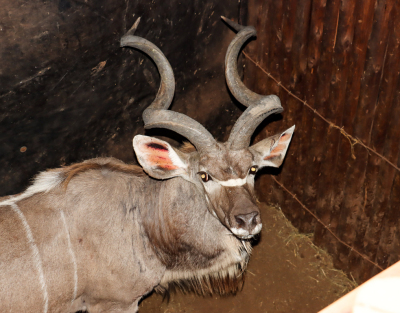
top-left (159, 234), bottom-right (252, 296)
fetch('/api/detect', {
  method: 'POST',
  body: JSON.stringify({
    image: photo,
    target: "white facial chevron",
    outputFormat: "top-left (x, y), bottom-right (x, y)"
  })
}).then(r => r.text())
top-left (215, 177), bottom-right (247, 187)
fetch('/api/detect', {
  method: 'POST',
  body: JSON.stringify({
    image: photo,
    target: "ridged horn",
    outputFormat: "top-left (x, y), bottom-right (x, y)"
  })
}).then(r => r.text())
top-left (222, 17), bottom-right (283, 150)
top-left (121, 18), bottom-right (217, 154)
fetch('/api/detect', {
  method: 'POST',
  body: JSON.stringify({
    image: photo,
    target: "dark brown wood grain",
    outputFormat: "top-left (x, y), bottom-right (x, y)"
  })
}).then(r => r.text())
top-left (334, 0), bottom-right (395, 274)
top-left (277, 0), bottom-right (313, 228)
top-left (306, 0), bottom-right (343, 247)
top-left (266, 0), bottom-right (284, 98)
top-left (253, 0), bottom-right (272, 95)
top-left (296, 0), bottom-right (326, 234)
top-left (250, 0), bottom-right (285, 206)
top-left (351, 2), bottom-right (400, 281)
top-left (374, 86), bottom-right (400, 274)
top-left (385, 170), bottom-right (400, 271)
top-left (313, 0), bottom-right (376, 262)
top-left (243, 0), bottom-right (400, 283)
top-left (311, 0), bottom-right (358, 259)
top-left (243, 0), bottom-right (261, 104)
top-left (302, 0), bottom-right (355, 235)
top-left (284, 0), bottom-right (314, 231)
top-left (262, 0), bottom-right (299, 211)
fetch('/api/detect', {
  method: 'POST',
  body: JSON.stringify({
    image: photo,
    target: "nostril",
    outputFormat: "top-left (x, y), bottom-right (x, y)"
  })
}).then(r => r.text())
top-left (235, 215), bottom-right (246, 227)
top-left (251, 213), bottom-right (259, 226)
top-left (235, 212), bottom-right (259, 229)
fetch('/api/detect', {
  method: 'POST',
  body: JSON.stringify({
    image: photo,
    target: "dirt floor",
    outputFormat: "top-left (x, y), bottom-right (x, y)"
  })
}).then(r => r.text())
top-left (139, 204), bottom-right (357, 313)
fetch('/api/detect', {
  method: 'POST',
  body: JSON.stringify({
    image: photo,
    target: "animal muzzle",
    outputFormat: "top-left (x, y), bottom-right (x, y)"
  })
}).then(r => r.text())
top-left (230, 210), bottom-right (262, 239)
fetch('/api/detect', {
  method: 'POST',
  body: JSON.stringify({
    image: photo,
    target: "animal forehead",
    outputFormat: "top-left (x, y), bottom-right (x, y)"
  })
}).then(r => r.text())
top-left (199, 149), bottom-right (253, 179)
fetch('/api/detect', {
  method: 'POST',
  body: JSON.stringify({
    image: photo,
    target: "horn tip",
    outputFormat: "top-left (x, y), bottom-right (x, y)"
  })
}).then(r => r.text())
top-left (128, 16), bottom-right (142, 34)
top-left (121, 17), bottom-right (141, 44)
top-left (221, 16), bottom-right (246, 33)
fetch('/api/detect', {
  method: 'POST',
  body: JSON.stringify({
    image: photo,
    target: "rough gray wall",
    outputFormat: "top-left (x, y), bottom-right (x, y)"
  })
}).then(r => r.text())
top-left (0, 0), bottom-right (241, 196)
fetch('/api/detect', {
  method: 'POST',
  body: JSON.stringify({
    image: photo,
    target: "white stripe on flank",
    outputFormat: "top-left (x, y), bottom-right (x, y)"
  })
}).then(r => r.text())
top-left (59, 210), bottom-right (78, 303)
top-left (0, 171), bottom-right (63, 207)
top-left (215, 177), bottom-right (247, 187)
top-left (10, 203), bottom-right (49, 313)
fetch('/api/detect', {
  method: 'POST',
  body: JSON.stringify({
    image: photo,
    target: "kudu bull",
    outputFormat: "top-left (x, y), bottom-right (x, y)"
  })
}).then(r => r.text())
top-left (0, 17), bottom-right (294, 313)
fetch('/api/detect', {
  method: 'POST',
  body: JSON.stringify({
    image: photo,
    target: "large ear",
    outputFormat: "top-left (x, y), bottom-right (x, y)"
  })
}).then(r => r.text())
top-left (249, 125), bottom-right (295, 168)
top-left (133, 135), bottom-right (190, 180)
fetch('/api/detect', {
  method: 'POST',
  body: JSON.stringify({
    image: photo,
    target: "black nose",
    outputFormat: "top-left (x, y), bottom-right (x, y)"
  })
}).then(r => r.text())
top-left (235, 211), bottom-right (259, 229)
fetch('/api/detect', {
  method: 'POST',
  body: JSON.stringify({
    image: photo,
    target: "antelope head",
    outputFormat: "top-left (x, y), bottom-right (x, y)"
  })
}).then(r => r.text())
top-left (121, 18), bottom-right (294, 240)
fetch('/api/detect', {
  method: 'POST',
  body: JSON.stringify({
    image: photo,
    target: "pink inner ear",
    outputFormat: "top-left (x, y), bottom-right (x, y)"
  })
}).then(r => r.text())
top-left (148, 155), bottom-right (179, 170)
top-left (264, 144), bottom-right (285, 160)
top-left (280, 133), bottom-right (292, 142)
top-left (264, 132), bottom-right (292, 160)
top-left (146, 142), bottom-right (169, 152)
top-left (143, 143), bottom-right (178, 170)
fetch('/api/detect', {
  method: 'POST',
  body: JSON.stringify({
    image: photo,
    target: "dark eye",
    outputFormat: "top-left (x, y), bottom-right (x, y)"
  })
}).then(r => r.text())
top-left (199, 171), bottom-right (211, 182)
top-left (249, 166), bottom-right (258, 175)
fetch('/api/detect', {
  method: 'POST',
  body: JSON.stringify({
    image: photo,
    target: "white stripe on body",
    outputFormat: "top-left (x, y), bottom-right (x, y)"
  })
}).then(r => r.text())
top-left (59, 210), bottom-right (78, 303)
top-left (10, 203), bottom-right (49, 313)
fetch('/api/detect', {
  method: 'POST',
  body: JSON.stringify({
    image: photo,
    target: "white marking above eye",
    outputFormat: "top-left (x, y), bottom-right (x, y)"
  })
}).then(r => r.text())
top-left (215, 177), bottom-right (247, 187)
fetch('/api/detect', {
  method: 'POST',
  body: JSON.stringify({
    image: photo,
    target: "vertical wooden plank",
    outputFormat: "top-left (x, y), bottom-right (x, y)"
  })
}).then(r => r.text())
top-left (269, 0), bottom-right (318, 230)
top-left (300, 0), bottom-right (356, 234)
top-left (350, 2), bottom-right (400, 281)
top-left (282, 0), bottom-right (314, 229)
top-left (238, 0), bottom-right (248, 25)
top-left (276, 0), bottom-right (313, 228)
top-left (385, 170), bottom-right (400, 269)
top-left (369, 171), bottom-right (400, 277)
top-left (373, 89), bottom-right (400, 272)
top-left (276, 0), bottom-right (298, 133)
top-left (367, 89), bottom-right (400, 278)
top-left (333, 0), bottom-right (394, 274)
top-left (266, 0), bottom-right (284, 97)
top-left (296, 0), bottom-right (326, 234)
top-left (304, 0), bottom-right (342, 247)
top-left (253, 0), bottom-right (272, 95)
top-left (242, 0), bottom-right (262, 103)
top-left (265, 0), bottom-right (298, 209)
top-left (252, 0), bottom-right (286, 206)
top-left (313, 0), bottom-right (375, 254)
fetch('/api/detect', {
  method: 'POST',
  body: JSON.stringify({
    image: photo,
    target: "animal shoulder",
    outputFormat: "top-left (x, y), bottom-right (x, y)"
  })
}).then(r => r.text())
top-left (60, 157), bottom-right (146, 188)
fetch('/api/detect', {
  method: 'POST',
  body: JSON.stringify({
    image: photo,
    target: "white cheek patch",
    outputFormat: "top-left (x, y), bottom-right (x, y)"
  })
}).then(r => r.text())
top-left (214, 177), bottom-right (247, 187)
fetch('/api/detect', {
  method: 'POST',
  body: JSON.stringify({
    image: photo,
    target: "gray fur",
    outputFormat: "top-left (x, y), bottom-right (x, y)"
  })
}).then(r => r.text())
top-left (0, 157), bottom-right (251, 312)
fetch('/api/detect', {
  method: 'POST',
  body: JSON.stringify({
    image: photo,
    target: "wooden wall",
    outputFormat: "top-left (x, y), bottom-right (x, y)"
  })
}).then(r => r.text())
top-left (242, 0), bottom-right (400, 283)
